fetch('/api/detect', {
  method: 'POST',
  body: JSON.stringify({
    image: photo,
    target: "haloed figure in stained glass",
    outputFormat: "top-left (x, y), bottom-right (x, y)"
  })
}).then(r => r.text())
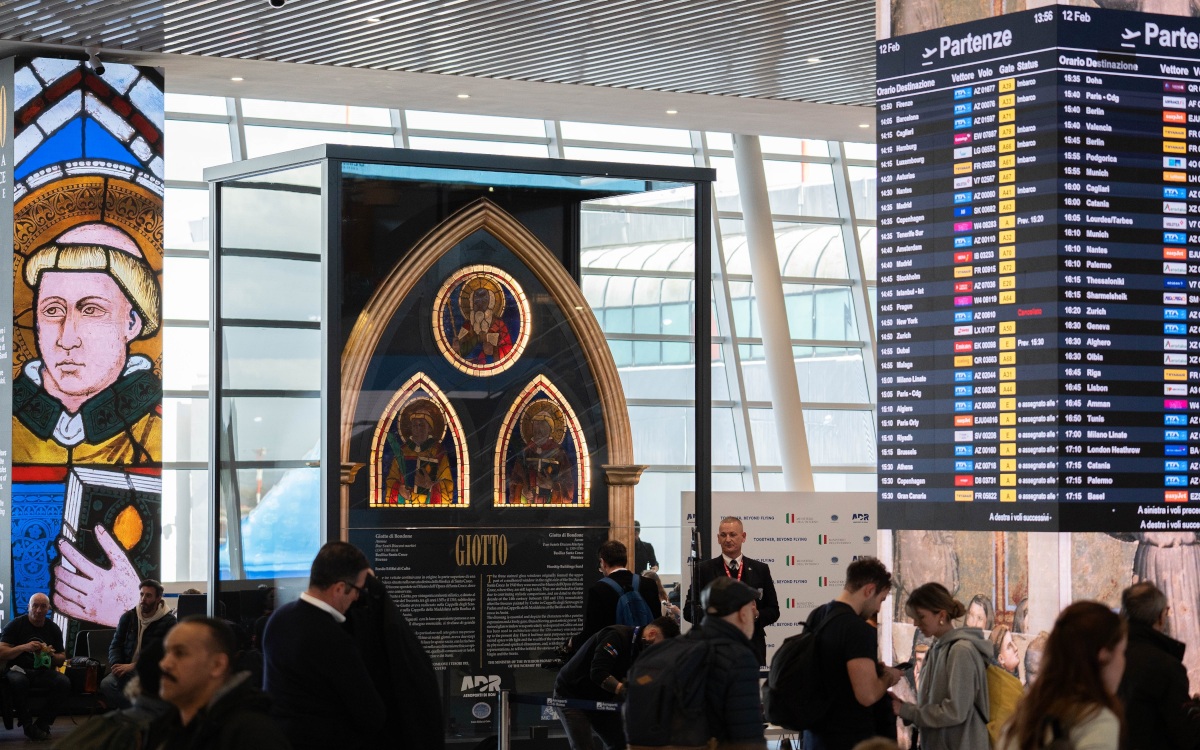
top-left (384, 399), bottom-right (453, 505)
top-left (507, 401), bottom-right (575, 505)
top-left (454, 278), bottom-right (513, 366)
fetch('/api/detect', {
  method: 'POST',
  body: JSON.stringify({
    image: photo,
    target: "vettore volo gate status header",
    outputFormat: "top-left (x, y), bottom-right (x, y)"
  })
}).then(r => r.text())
top-left (877, 6), bottom-right (1200, 532)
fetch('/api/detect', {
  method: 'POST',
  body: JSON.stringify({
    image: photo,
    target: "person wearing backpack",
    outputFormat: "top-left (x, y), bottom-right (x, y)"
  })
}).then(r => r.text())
top-left (573, 541), bottom-right (661, 650)
top-left (801, 557), bottom-right (904, 750)
top-left (555, 617), bottom-right (680, 750)
top-left (625, 577), bottom-right (767, 750)
top-left (890, 583), bottom-right (991, 750)
top-left (999, 601), bottom-right (1126, 750)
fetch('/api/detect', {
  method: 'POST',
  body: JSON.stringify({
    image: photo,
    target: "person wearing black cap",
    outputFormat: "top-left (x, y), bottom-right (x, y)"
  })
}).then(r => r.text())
top-left (693, 577), bottom-right (768, 749)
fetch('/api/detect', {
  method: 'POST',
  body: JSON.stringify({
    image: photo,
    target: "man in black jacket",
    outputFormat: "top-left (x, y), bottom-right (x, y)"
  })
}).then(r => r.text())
top-left (102, 578), bottom-right (177, 709)
top-left (263, 541), bottom-right (385, 750)
top-left (158, 617), bottom-right (290, 750)
top-left (683, 516), bottom-right (780, 665)
top-left (1118, 581), bottom-right (1200, 750)
top-left (555, 616), bottom-right (679, 750)
top-left (573, 540), bottom-right (660, 648)
top-left (696, 577), bottom-right (768, 749)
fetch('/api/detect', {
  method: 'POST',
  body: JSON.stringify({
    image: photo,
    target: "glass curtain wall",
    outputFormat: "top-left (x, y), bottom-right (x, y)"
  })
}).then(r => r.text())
top-left (162, 94), bottom-right (877, 580)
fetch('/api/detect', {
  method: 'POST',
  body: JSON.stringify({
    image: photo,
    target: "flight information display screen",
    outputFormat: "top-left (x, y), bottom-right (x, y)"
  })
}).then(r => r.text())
top-left (876, 7), bottom-right (1200, 532)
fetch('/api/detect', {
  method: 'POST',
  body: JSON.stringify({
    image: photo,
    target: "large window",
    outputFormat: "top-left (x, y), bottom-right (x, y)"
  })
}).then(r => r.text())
top-left (161, 95), bottom-right (877, 581)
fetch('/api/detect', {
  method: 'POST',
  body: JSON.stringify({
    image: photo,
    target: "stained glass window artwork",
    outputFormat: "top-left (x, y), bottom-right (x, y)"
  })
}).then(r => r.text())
top-left (494, 375), bottom-right (590, 507)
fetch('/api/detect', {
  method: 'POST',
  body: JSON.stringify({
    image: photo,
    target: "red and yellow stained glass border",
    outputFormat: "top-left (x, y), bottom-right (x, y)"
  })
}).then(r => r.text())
top-left (432, 262), bottom-right (532, 378)
top-left (368, 372), bottom-right (470, 508)
top-left (493, 374), bottom-right (591, 508)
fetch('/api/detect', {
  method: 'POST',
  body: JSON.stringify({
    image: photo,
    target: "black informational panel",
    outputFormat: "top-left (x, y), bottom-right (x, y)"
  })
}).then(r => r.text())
top-left (877, 7), bottom-right (1200, 532)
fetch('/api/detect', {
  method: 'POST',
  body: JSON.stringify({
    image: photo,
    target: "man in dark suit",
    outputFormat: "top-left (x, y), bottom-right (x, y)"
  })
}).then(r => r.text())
top-left (683, 516), bottom-right (780, 665)
top-left (263, 541), bottom-right (385, 750)
top-left (573, 540), bottom-right (660, 649)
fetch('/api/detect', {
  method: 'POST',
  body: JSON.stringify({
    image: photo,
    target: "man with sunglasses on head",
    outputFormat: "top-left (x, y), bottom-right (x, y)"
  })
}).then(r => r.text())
top-left (264, 541), bottom-right (385, 750)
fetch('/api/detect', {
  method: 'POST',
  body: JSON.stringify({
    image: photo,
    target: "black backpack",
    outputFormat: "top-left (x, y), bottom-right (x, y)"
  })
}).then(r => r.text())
top-left (762, 606), bottom-right (851, 731)
top-left (623, 630), bottom-right (712, 746)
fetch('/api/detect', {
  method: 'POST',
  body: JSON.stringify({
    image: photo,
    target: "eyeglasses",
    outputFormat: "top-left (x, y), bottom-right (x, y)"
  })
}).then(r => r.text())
top-left (342, 580), bottom-right (366, 597)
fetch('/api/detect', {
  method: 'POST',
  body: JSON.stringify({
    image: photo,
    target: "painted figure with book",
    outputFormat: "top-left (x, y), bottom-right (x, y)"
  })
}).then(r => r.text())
top-left (384, 399), bottom-right (453, 505)
top-left (9, 58), bottom-right (165, 635)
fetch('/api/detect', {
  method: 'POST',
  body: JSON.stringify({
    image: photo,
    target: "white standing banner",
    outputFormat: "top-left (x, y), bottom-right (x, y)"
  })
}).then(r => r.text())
top-left (682, 492), bottom-right (878, 664)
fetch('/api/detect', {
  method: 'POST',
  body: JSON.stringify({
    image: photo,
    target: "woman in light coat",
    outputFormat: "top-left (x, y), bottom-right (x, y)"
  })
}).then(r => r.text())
top-left (892, 582), bottom-right (991, 750)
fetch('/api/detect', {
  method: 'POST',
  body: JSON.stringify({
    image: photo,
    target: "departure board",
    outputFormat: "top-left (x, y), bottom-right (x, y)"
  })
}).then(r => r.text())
top-left (877, 7), bottom-right (1200, 532)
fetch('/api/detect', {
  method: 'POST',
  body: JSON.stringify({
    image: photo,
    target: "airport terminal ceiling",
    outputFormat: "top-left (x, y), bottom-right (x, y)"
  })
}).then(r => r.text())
top-left (0, 0), bottom-right (878, 141)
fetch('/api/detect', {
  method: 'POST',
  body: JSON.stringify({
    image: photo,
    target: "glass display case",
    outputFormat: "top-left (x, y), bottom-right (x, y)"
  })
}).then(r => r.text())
top-left (206, 146), bottom-right (712, 742)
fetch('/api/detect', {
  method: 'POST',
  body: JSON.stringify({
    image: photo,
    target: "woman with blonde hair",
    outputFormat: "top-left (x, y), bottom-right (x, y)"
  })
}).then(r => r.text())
top-left (1000, 601), bottom-right (1125, 750)
top-left (892, 582), bottom-right (991, 749)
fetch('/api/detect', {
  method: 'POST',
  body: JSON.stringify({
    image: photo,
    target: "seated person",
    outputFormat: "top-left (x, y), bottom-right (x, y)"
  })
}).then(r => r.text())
top-left (0, 593), bottom-right (71, 741)
top-left (102, 578), bottom-right (177, 709)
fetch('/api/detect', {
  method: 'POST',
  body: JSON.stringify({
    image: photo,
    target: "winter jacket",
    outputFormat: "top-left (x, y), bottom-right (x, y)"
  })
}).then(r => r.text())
top-left (896, 626), bottom-right (991, 750)
top-left (109, 606), bottom-right (177, 667)
top-left (1119, 620), bottom-right (1200, 750)
top-left (698, 616), bottom-right (767, 748)
top-left (157, 672), bottom-right (291, 750)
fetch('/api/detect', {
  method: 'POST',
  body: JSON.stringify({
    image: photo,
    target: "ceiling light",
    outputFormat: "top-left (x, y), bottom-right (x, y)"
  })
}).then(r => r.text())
top-left (666, 109), bottom-right (678, 115)
top-left (231, 76), bottom-right (244, 82)
top-left (366, 16), bottom-right (381, 23)
top-left (457, 93), bottom-right (470, 99)
top-left (807, 57), bottom-right (822, 63)
top-left (859, 123), bottom-right (870, 128)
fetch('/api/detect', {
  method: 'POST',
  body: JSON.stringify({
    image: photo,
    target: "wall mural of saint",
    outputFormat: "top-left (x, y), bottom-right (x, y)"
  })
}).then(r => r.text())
top-left (9, 58), bottom-right (164, 632)
top-left (369, 374), bottom-right (468, 508)
top-left (433, 264), bottom-right (531, 377)
top-left (495, 375), bottom-right (589, 507)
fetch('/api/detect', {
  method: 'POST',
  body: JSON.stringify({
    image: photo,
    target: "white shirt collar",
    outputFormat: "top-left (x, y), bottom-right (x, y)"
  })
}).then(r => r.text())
top-left (722, 554), bottom-right (743, 567)
top-left (300, 592), bottom-right (346, 624)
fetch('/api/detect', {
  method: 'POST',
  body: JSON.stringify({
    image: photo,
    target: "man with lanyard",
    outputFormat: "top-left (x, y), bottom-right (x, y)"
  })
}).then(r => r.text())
top-left (683, 516), bottom-right (780, 665)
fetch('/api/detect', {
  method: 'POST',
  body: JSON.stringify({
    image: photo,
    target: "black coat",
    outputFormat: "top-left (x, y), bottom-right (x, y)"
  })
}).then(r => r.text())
top-left (1118, 620), bottom-right (1200, 750)
top-left (683, 556), bottom-right (780, 665)
top-left (556, 625), bottom-right (641, 702)
top-left (698, 616), bottom-right (767, 745)
top-left (159, 672), bottom-right (291, 750)
top-left (109, 608), bottom-right (177, 666)
top-left (575, 569), bottom-right (660, 647)
top-left (346, 575), bottom-right (444, 750)
top-left (263, 599), bottom-right (385, 750)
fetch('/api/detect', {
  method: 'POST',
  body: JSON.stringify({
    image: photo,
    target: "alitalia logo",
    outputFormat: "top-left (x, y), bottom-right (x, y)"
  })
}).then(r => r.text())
top-left (785, 513), bottom-right (797, 523)
top-left (784, 555), bottom-right (797, 565)
top-left (818, 535), bottom-right (829, 544)
top-left (817, 577), bottom-right (830, 587)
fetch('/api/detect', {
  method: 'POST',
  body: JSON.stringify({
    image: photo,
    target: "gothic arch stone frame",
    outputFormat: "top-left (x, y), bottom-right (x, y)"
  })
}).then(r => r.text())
top-left (340, 199), bottom-right (643, 550)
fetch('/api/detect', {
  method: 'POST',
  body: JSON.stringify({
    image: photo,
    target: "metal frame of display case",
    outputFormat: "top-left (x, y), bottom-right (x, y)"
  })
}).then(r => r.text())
top-left (205, 145), bottom-right (715, 597)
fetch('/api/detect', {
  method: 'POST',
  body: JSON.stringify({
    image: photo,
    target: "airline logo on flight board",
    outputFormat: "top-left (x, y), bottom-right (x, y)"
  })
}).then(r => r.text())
top-left (1165, 385), bottom-right (1188, 397)
top-left (1166, 444), bottom-right (1188, 455)
top-left (954, 87), bottom-right (973, 99)
top-left (1165, 415), bottom-right (1189, 427)
top-left (1164, 186), bottom-right (1187, 199)
top-left (1164, 323), bottom-right (1188, 334)
top-left (954, 311), bottom-right (972, 322)
top-left (954, 430), bottom-right (973, 441)
top-left (1164, 201), bottom-right (1187, 214)
top-left (1165, 353), bottom-right (1187, 365)
top-left (1164, 337), bottom-right (1187, 349)
top-left (1165, 95), bottom-right (1187, 108)
top-left (1165, 429), bottom-right (1189, 441)
top-left (1165, 292), bottom-right (1188, 304)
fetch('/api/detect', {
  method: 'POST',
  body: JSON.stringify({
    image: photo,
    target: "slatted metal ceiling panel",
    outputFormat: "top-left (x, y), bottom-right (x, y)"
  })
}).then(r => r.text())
top-left (0, 0), bottom-right (876, 106)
